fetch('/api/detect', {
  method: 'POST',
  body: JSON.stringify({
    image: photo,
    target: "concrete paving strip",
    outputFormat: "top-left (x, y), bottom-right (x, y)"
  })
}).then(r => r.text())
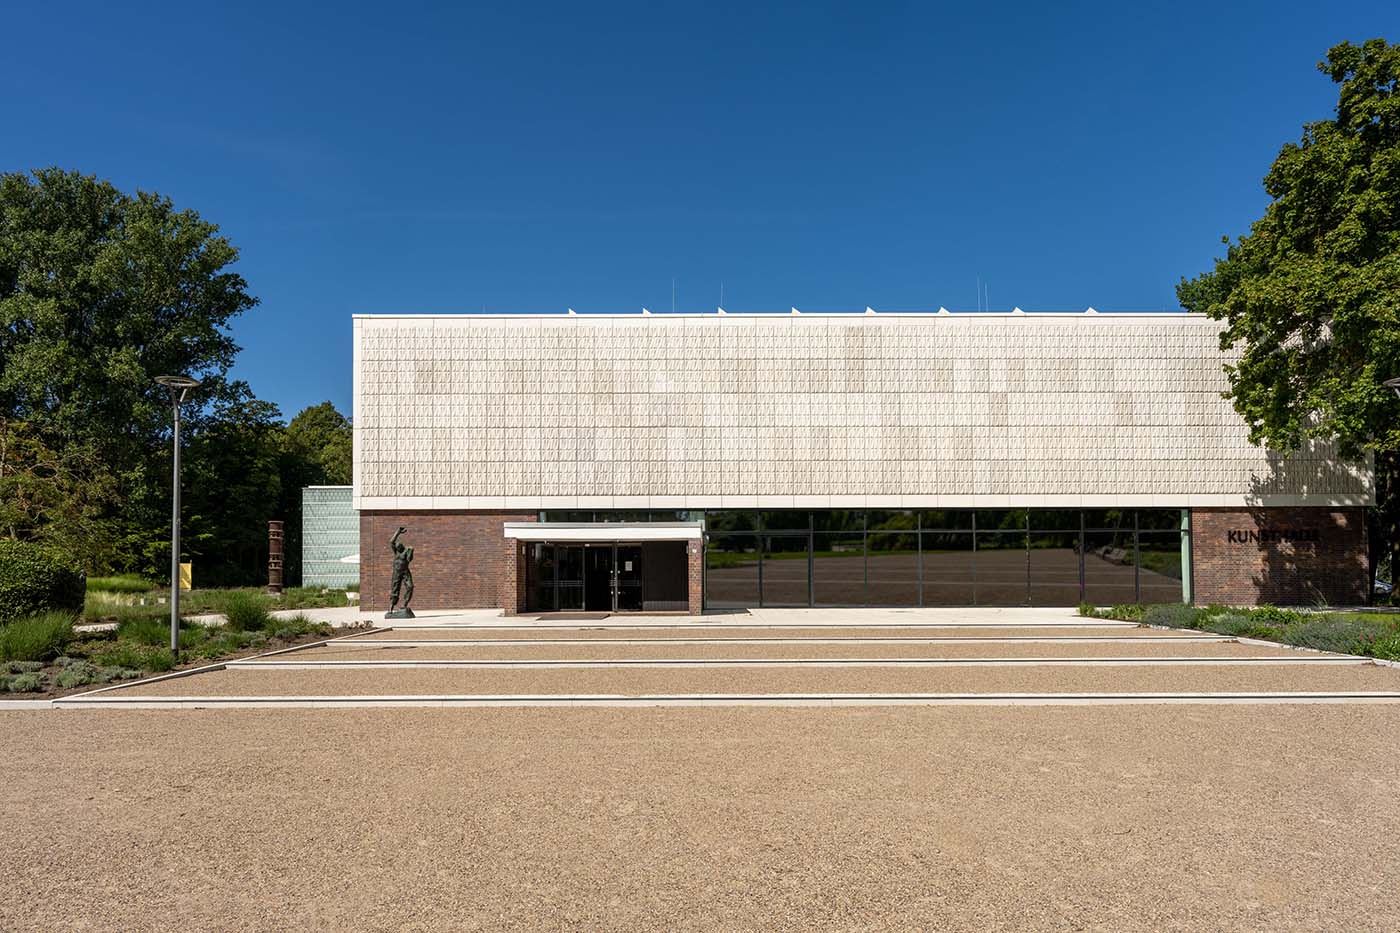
top-left (386, 620), bottom-right (1141, 630)
top-left (51, 691), bottom-right (1400, 709)
top-left (97, 662), bottom-right (1400, 698)
top-left (296, 639), bottom-right (1266, 662)
top-left (334, 634), bottom-right (1232, 646)
top-left (367, 625), bottom-right (1170, 642)
top-left (226, 655), bottom-right (1367, 670)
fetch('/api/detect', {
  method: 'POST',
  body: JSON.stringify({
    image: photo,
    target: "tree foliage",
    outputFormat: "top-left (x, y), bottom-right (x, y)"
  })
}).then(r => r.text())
top-left (1177, 39), bottom-right (1400, 459)
top-left (1178, 38), bottom-right (1400, 582)
top-left (1, 168), bottom-right (354, 585)
top-left (286, 402), bottom-right (353, 486)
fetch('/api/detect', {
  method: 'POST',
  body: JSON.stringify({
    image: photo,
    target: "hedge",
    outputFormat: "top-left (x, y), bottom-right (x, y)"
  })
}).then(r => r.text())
top-left (0, 540), bottom-right (86, 625)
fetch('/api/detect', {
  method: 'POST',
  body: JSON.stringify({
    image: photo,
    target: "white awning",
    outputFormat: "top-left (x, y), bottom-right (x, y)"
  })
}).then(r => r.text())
top-left (503, 521), bottom-right (703, 542)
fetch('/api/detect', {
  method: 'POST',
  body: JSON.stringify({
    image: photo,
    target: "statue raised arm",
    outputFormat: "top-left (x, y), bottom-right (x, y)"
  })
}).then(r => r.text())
top-left (387, 526), bottom-right (415, 618)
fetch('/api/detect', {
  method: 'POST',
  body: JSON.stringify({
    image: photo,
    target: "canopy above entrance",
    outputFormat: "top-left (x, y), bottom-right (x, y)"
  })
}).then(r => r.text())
top-left (503, 521), bottom-right (703, 542)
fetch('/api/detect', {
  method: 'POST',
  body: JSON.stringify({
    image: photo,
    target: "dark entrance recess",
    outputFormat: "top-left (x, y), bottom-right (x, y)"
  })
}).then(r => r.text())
top-left (526, 541), bottom-right (688, 612)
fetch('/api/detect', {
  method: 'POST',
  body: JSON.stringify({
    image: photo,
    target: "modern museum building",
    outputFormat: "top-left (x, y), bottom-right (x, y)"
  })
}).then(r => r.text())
top-left (352, 311), bottom-right (1373, 614)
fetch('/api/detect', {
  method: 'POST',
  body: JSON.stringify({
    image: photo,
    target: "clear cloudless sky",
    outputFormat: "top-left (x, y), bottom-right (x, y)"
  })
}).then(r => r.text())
top-left (4, 1), bottom-right (1397, 418)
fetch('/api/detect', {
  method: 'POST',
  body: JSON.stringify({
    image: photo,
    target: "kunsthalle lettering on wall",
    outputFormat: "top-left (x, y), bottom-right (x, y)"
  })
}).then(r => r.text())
top-left (1226, 528), bottom-right (1322, 545)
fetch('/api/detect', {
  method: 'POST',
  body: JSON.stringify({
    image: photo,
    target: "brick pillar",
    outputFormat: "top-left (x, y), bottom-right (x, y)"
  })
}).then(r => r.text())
top-left (687, 539), bottom-right (703, 615)
top-left (499, 539), bottom-right (527, 615)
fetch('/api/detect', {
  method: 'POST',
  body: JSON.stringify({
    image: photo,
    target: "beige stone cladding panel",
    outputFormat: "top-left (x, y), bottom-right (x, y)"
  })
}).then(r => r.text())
top-left (354, 314), bottom-right (1373, 507)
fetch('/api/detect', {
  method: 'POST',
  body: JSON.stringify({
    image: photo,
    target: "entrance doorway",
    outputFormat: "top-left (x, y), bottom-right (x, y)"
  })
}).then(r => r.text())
top-left (525, 541), bottom-right (685, 612)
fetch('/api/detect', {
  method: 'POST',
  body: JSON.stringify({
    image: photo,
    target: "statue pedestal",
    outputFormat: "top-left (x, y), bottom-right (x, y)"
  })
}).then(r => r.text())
top-left (385, 608), bottom-right (416, 620)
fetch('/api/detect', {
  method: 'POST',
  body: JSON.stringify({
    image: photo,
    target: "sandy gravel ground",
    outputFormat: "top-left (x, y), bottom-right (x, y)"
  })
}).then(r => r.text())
top-left (113, 661), bottom-right (1400, 697)
top-left (3, 706), bottom-right (1399, 931)
top-left (301, 639), bottom-right (1298, 662)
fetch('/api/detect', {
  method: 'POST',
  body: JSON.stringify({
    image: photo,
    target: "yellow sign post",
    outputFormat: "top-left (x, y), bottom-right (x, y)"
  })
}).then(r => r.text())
top-left (179, 562), bottom-right (192, 592)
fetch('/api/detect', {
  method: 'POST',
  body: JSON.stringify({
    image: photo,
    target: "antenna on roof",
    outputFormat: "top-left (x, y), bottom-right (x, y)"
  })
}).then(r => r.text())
top-left (717, 306), bottom-right (727, 315)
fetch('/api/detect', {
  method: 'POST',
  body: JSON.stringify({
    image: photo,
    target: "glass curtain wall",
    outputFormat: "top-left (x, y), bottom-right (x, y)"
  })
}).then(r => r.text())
top-left (692, 509), bottom-right (1190, 609)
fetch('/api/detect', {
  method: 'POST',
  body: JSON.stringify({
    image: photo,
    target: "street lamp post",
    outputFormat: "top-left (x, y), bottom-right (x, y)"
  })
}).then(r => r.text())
top-left (1384, 379), bottom-right (1400, 604)
top-left (155, 375), bottom-right (200, 657)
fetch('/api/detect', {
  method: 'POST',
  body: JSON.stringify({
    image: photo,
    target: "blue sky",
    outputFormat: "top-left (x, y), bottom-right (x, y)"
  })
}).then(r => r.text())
top-left (5, 1), bottom-right (1395, 418)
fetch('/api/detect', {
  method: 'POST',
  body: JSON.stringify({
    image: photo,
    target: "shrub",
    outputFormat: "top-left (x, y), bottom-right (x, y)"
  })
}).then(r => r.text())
top-left (86, 575), bottom-right (154, 595)
top-left (278, 587), bottom-right (352, 610)
top-left (55, 660), bottom-right (99, 688)
top-left (1107, 604), bottom-right (1145, 621)
top-left (265, 613), bottom-right (331, 640)
top-left (117, 616), bottom-right (173, 646)
top-left (0, 611), bottom-right (76, 662)
top-left (7, 672), bottom-right (43, 693)
top-left (1141, 603), bottom-right (1201, 629)
top-left (0, 540), bottom-right (85, 624)
top-left (191, 629), bottom-right (267, 660)
top-left (1247, 605), bottom-right (1310, 627)
top-left (222, 591), bottom-right (271, 632)
top-left (116, 616), bottom-right (208, 648)
top-left (89, 642), bottom-right (175, 673)
top-left (1199, 612), bottom-right (1282, 641)
top-left (4, 660), bottom-right (44, 674)
top-left (1286, 616), bottom-right (1377, 654)
top-left (1355, 629), bottom-right (1400, 661)
top-left (82, 595), bottom-right (168, 626)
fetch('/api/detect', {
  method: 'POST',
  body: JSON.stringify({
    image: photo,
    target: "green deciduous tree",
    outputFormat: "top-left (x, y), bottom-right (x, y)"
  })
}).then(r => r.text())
top-left (2, 169), bottom-right (357, 587)
top-left (286, 401), bottom-right (353, 486)
top-left (1178, 38), bottom-right (1400, 590)
top-left (0, 168), bottom-right (259, 574)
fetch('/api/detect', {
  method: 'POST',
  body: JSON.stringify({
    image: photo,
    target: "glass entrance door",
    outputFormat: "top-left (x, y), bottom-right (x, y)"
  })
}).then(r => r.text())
top-left (525, 541), bottom-right (658, 612)
top-left (555, 544), bottom-right (585, 610)
top-left (614, 544), bottom-right (643, 612)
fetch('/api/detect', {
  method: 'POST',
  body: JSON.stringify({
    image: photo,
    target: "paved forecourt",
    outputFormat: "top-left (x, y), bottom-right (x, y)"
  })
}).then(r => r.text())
top-left (53, 607), bottom-right (1400, 708)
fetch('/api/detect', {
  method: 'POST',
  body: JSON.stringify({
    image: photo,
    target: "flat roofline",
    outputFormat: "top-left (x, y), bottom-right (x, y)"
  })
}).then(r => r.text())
top-left (353, 310), bottom-right (1196, 321)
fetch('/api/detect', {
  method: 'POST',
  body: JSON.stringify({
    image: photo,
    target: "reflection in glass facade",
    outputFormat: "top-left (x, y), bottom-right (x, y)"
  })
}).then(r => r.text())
top-left (534, 508), bottom-right (1189, 608)
top-left (696, 509), bottom-right (1188, 608)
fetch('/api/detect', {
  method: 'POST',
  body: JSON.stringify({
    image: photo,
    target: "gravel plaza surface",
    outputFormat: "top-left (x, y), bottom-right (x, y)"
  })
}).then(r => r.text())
top-left (9, 607), bottom-right (1400, 930)
top-left (3, 705), bottom-right (1399, 931)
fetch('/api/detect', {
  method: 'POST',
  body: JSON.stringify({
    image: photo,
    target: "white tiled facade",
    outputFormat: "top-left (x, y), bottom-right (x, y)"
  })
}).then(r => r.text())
top-left (352, 313), bottom-right (1374, 510)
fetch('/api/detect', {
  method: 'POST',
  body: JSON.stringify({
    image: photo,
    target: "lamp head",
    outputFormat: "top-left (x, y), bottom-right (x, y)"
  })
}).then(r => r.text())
top-left (154, 375), bottom-right (201, 389)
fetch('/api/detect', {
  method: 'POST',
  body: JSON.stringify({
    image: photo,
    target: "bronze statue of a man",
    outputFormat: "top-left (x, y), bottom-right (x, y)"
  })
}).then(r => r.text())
top-left (388, 525), bottom-right (415, 617)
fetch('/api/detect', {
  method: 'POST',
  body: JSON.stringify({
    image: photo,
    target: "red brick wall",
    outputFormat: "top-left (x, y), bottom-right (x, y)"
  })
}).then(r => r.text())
top-left (1191, 507), bottom-right (1368, 607)
top-left (359, 511), bottom-right (537, 611)
top-left (687, 540), bottom-right (703, 615)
